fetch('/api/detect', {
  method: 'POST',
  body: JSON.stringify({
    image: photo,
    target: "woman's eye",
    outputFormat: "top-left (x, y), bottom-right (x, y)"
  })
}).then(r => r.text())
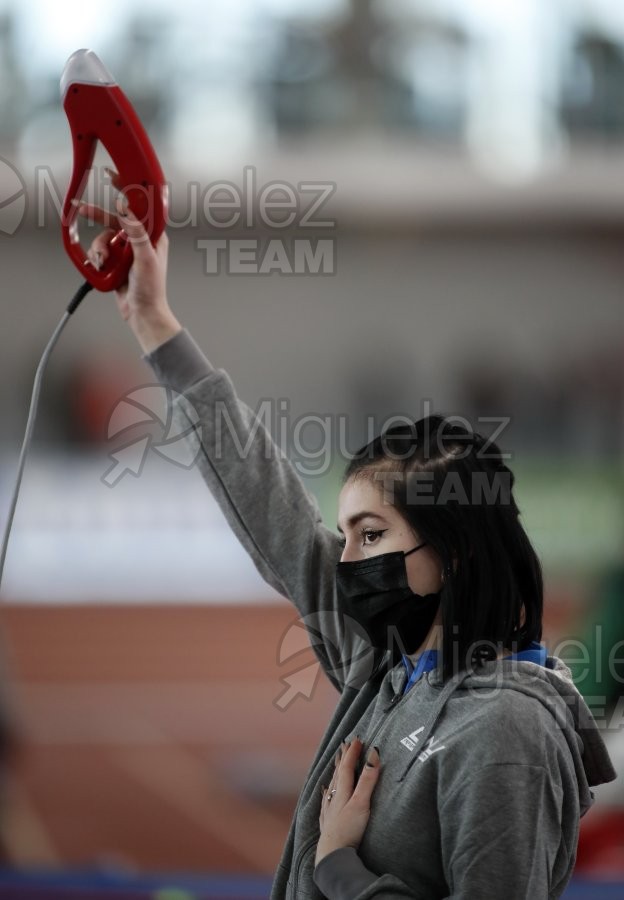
top-left (362, 529), bottom-right (385, 545)
top-left (337, 529), bottom-right (385, 549)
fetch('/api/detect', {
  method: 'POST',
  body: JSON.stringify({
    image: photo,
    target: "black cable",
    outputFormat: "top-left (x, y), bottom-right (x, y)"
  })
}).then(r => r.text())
top-left (66, 279), bottom-right (94, 315)
top-left (0, 280), bottom-right (94, 595)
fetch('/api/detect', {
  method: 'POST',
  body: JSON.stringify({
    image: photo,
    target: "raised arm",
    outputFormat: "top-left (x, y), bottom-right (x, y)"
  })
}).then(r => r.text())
top-left (80, 194), bottom-right (374, 692)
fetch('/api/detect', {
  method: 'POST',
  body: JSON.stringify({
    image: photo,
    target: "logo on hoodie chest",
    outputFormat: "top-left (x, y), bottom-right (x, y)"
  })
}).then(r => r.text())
top-left (400, 726), bottom-right (446, 762)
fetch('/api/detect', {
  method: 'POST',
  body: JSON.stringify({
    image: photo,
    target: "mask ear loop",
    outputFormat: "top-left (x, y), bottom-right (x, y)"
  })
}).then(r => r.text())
top-left (402, 540), bottom-right (452, 593)
top-left (403, 541), bottom-right (427, 557)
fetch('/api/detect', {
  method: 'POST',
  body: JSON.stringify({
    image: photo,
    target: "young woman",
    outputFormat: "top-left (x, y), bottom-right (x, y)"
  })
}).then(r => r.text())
top-left (80, 194), bottom-right (616, 899)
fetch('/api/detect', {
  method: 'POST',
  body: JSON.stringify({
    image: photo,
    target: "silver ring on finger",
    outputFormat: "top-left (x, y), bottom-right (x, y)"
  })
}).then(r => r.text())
top-left (327, 789), bottom-right (337, 802)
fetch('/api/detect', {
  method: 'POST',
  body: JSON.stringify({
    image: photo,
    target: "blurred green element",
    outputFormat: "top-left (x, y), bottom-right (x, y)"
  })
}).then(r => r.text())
top-left (301, 460), bottom-right (343, 533)
top-left (499, 462), bottom-right (624, 574)
top-left (153, 889), bottom-right (197, 900)
top-left (565, 565), bottom-right (624, 714)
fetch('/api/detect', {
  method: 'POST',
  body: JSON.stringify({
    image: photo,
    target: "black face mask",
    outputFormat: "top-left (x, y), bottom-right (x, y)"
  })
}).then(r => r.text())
top-left (335, 542), bottom-right (442, 657)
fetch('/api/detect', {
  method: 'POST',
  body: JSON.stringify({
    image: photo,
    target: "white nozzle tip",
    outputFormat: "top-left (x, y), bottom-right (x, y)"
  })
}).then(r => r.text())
top-left (60, 48), bottom-right (116, 97)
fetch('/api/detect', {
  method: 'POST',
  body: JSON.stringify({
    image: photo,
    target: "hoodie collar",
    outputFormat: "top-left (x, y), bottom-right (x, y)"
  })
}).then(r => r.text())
top-left (421, 653), bottom-right (617, 809)
top-left (402, 640), bottom-right (549, 694)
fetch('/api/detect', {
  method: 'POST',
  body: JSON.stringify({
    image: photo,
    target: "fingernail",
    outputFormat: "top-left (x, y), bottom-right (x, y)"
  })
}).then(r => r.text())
top-left (116, 195), bottom-right (129, 216)
top-left (95, 251), bottom-right (102, 270)
top-left (366, 747), bottom-right (381, 769)
top-left (365, 746), bottom-right (380, 768)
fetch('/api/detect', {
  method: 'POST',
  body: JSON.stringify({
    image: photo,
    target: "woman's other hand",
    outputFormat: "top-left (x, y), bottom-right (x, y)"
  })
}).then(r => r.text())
top-left (316, 738), bottom-right (381, 866)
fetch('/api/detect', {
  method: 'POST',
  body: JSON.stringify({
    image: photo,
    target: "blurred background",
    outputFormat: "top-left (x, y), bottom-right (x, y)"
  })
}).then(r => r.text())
top-left (0, 0), bottom-right (622, 897)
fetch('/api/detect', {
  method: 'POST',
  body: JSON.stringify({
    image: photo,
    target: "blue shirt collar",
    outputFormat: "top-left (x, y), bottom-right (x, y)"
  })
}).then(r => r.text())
top-left (402, 648), bottom-right (439, 693)
top-left (401, 640), bottom-right (548, 694)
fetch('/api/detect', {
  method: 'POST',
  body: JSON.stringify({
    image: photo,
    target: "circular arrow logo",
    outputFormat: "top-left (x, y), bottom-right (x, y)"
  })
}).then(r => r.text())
top-left (0, 156), bottom-right (27, 236)
top-left (274, 612), bottom-right (378, 710)
top-left (101, 384), bottom-right (202, 487)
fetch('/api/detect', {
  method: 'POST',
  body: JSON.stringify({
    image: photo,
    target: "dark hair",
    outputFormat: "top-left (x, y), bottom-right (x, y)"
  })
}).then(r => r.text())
top-left (342, 414), bottom-right (543, 682)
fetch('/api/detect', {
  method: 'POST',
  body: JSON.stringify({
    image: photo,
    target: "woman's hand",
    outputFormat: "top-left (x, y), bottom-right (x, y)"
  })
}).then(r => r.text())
top-left (76, 169), bottom-right (181, 354)
top-left (315, 738), bottom-right (381, 866)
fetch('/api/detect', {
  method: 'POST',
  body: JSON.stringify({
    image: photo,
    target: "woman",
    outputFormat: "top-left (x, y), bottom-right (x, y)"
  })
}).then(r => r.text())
top-left (81, 193), bottom-right (616, 899)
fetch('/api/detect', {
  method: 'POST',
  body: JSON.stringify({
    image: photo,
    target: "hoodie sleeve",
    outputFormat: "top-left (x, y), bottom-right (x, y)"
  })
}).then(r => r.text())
top-left (142, 328), bottom-right (368, 693)
top-left (313, 762), bottom-right (572, 899)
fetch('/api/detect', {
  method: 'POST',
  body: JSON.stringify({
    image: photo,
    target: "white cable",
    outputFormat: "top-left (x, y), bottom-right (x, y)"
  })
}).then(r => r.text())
top-left (0, 280), bottom-right (93, 597)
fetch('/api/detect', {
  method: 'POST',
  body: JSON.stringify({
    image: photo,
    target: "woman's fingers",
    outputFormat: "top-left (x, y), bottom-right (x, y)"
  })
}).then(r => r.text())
top-left (332, 737), bottom-right (361, 802)
top-left (350, 747), bottom-right (381, 807)
top-left (319, 783), bottom-right (328, 825)
top-left (115, 195), bottom-right (155, 255)
top-left (330, 740), bottom-right (381, 806)
top-left (103, 166), bottom-right (122, 189)
top-left (74, 200), bottom-right (122, 270)
top-left (77, 224), bottom-right (115, 269)
top-left (86, 227), bottom-right (116, 268)
top-left (75, 191), bottom-right (164, 271)
top-left (319, 741), bottom-right (381, 828)
top-left (74, 200), bottom-right (120, 230)
top-left (74, 167), bottom-right (168, 270)
top-left (73, 167), bottom-right (121, 226)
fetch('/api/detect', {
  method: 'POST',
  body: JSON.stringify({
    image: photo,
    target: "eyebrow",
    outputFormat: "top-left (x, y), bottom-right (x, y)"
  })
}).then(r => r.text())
top-left (336, 512), bottom-right (388, 534)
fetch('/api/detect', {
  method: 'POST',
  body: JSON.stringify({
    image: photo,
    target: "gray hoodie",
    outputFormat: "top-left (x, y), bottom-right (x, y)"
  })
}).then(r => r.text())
top-left (144, 329), bottom-right (617, 900)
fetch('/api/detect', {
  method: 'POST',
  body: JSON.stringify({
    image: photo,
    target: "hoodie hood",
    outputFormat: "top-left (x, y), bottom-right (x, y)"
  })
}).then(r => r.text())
top-left (421, 653), bottom-right (617, 817)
